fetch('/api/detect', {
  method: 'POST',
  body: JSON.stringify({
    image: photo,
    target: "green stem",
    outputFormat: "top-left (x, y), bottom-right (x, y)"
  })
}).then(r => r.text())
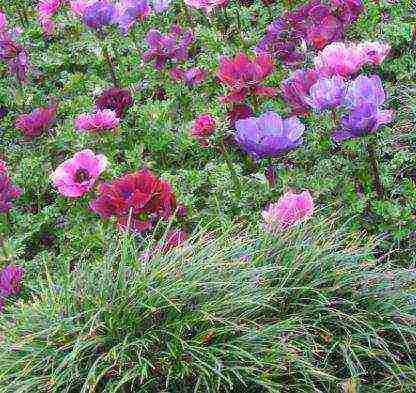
top-left (220, 140), bottom-right (241, 198)
top-left (101, 38), bottom-right (119, 87)
top-left (365, 139), bottom-right (383, 199)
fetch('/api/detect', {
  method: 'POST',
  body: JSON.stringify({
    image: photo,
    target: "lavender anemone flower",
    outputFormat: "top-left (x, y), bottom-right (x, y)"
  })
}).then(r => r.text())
top-left (304, 75), bottom-right (346, 111)
top-left (332, 103), bottom-right (393, 142)
top-left (235, 111), bottom-right (304, 160)
top-left (143, 25), bottom-right (194, 70)
top-left (117, 0), bottom-right (151, 35)
top-left (83, 0), bottom-right (117, 31)
top-left (343, 75), bottom-right (386, 109)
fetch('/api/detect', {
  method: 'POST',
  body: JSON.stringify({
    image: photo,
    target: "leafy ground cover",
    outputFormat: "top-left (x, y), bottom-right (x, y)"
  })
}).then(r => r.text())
top-left (0, 0), bottom-right (416, 391)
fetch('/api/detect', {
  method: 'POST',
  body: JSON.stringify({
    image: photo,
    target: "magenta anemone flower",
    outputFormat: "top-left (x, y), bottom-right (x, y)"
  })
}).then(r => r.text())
top-left (170, 67), bottom-right (206, 87)
top-left (358, 41), bottom-right (390, 66)
top-left (228, 104), bottom-right (253, 129)
top-left (262, 190), bottom-right (314, 231)
top-left (143, 25), bottom-right (194, 70)
top-left (0, 265), bottom-right (24, 296)
top-left (15, 102), bottom-right (57, 139)
top-left (191, 114), bottom-right (216, 146)
top-left (281, 69), bottom-right (319, 115)
top-left (96, 87), bottom-right (133, 118)
top-left (51, 149), bottom-right (108, 198)
top-left (304, 75), bottom-right (346, 111)
top-left (314, 42), bottom-right (366, 78)
top-left (235, 111), bottom-right (304, 160)
top-left (117, 0), bottom-right (151, 35)
top-left (76, 109), bottom-right (119, 133)
top-left (217, 53), bottom-right (276, 103)
top-left (90, 169), bottom-right (177, 233)
top-left (38, 0), bottom-right (62, 35)
top-left (0, 174), bottom-right (22, 213)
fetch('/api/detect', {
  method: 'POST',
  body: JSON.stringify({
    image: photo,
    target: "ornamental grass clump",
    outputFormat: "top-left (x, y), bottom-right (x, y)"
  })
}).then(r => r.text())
top-left (1, 221), bottom-right (415, 392)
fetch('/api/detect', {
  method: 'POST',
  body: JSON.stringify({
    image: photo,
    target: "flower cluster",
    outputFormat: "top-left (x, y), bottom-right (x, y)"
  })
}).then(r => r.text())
top-left (256, 0), bottom-right (364, 64)
top-left (90, 169), bottom-right (177, 233)
top-left (15, 102), bottom-right (57, 139)
top-left (143, 25), bottom-right (194, 70)
top-left (235, 111), bottom-right (304, 160)
top-left (217, 53), bottom-right (276, 103)
top-left (37, 0), bottom-right (62, 36)
top-left (51, 149), bottom-right (108, 198)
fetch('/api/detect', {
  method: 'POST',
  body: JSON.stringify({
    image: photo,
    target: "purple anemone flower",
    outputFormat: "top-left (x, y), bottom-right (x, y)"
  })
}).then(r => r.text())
top-left (143, 24), bottom-right (194, 70)
top-left (83, 0), bottom-right (117, 31)
top-left (170, 67), bottom-right (206, 87)
top-left (343, 75), bottom-right (386, 109)
top-left (0, 174), bottom-right (22, 213)
top-left (117, 0), bottom-right (151, 35)
top-left (304, 75), bottom-right (346, 111)
top-left (235, 111), bottom-right (304, 160)
top-left (332, 103), bottom-right (393, 142)
top-left (0, 265), bottom-right (24, 296)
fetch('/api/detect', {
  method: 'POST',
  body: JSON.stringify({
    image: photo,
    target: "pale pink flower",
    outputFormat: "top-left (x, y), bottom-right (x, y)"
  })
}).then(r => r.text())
top-left (262, 190), bottom-right (314, 231)
top-left (0, 10), bottom-right (7, 31)
top-left (51, 149), bottom-right (108, 198)
top-left (0, 160), bottom-right (7, 174)
top-left (314, 42), bottom-right (366, 78)
top-left (69, 0), bottom-right (95, 15)
top-left (358, 41), bottom-right (390, 66)
top-left (75, 109), bottom-right (119, 133)
top-left (184, 0), bottom-right (228, 13)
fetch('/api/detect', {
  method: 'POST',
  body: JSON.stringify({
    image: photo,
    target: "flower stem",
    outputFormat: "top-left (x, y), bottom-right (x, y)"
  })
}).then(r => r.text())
top-left (365, 139), bottom-right (383, 199)
top-left (101, 38), bottom-right (119, 87)
top-left (220, 140), bottom-right (241, 198)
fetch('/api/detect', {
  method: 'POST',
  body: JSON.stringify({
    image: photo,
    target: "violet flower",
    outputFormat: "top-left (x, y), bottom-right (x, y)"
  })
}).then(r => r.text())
top-left (117, 0), bottom-right (151, 35)
top-left (83, 0), bottom-right (117, 31)
top-left (343, 75), bottom-right (386, 109)
top-left (235, 111), bottom-right (304, 160)
top-left (304, 75), bottom-right (346, 111)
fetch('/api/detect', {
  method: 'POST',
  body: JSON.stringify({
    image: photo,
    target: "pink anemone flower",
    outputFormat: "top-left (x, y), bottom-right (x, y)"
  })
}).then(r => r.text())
top-left (262, 190), bottom-right (314, 231)
top-left (51, 149), bottom-right (108, 198)
top-left (357, 41), bottom-right (390, 66)
top-left (75, 109), bottom-right (119, 133)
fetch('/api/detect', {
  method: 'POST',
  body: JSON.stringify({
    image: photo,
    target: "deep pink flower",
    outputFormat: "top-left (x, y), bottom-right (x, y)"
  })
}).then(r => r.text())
top-left (358, 41), bottom-right (390, 66)
top-left (51, 149), bottom-right (108, 198)
top-left (0, 265), bottom-right (24, 296)
top-left (96, 87), bottom-right (133, 118)
top-left (15, 102), bottom-right (57, 139)
top-left (0, 10), bottom-right (7, 31)
top-left (75, 109), bottom-right (119, 133)
top-left (191, 114), bottom-right (216, 146)
top-left (0, 160), bottom-right (7, 174)
top-left (0, 174), bottom-right (22, 213)
top-left (170, 67), bottom-right (206, 87)
top-left (262, 190), bottom-right (314, 231)
top-left (228, 104), bottom-right (253, 129)
top-left (90, 169), bottom-right (177, 233)
top-left (281, 69), bottom-right (319, 115)
top-left (314, 42), bottom-right (366, 78)
top-left (217, 53), bottom-right (276, 103)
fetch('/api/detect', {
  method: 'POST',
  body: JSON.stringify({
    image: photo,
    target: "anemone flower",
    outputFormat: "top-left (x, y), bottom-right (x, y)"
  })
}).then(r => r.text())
top-left (217, 53), bottom-right (276, 104)
top-left (191, 114), bottom-right (216, 146)
top-left (0, 174), bottom-right (22, 213)
top-left (117, 0), bottom-right (151, 35)
top-left (83, 0), bottom-right (117, 31)
top-left (90, 169), bottom-right (177, 233)
top-left (170, 67), bottom-right (206, 87)
top-left (51, 149), bottom-right (108, 198)
top-left (358, 41), bottom-right (390, 66)
top-left (262, 190), bottom-right (314, 232)
top-left (96, 87), bottom-right (133, 118)
top-left (304, 75), bottom-right (346, 111)
top-left (75, 109), bottom-right (119, 133)
top-left (0, 265), bottom-right (25, 296)
top-left (343, 74), bottom-right (386, 109)
top-left (235, 111), bottom-right (304, 160)
top-left (228, 103), bottom-right (253, 129)
top-left (15, 102), bottom-right (57, 139)
top-left (37, 0), bottom-right (62, 36)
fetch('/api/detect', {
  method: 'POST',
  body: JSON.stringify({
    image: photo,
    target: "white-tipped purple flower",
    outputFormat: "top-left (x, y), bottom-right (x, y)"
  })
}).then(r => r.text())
top-left (343, 75), bottom-right (386, 109)
top-left (304, 75), bottom-right (346, 111)
top-left (235, 111), bottom-right (304, 160)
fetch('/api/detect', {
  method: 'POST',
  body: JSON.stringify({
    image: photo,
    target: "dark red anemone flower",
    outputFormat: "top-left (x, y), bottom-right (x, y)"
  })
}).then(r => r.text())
top-left (90, 169), bottom-right (177, 233)
top-left (96, 87), bottom-right (133, 118)
top-left (217, 53), bottom-right (276, 103)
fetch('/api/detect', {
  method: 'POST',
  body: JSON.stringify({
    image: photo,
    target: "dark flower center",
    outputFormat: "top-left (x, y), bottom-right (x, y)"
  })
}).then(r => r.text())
top-left (74, 168), bottom-right (90, 183)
